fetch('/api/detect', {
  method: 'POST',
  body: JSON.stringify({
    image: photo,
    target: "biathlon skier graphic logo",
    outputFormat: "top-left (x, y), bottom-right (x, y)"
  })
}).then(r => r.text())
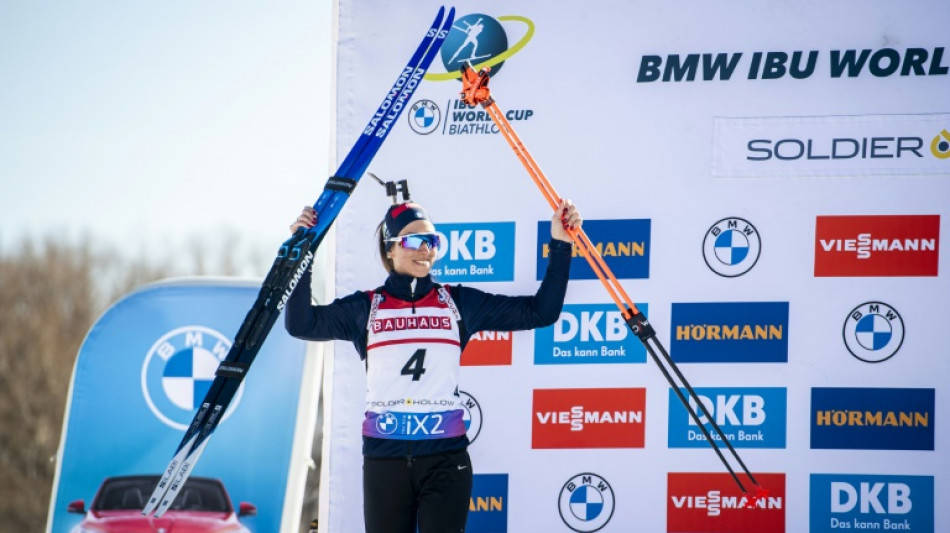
top-left (141, 326), bottom-right (245, 430)
top-left (703, 217), bottom-right (761, 277)
top-left (932, 128), bottom-right (950, 159)
top-left (843, 302), bottom-right (905, 363)
top-left (413, 12), bottom-right (536, 137)
top-left (425, 13), bottom-right (535, 81)
top-left (558, 473), bottom-right (615, 532)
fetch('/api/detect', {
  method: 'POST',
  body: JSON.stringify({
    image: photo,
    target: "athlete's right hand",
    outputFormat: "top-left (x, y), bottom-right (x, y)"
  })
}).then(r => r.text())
top-left (290, 205), bottom-right (317, 233)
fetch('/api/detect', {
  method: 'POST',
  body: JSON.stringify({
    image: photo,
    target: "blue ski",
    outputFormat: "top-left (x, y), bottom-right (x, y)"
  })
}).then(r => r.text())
top-left (143, 6), bottom-right (455, 517)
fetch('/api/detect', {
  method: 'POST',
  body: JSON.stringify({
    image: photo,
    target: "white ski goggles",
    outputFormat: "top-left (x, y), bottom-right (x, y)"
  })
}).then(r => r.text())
top-left (386, 232), bottom-right (441, 250)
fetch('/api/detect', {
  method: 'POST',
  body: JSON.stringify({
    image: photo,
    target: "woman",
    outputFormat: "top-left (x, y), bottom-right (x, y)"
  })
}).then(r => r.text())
top-left (284, 197), bottom-right (581, 533)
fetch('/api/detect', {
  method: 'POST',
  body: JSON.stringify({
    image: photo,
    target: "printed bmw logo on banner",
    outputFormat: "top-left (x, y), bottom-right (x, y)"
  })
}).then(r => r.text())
top-left (558, 473), bottom-right (615, 533)
top-left (141, 326), bottom-right (244, 430)
top-left (408, 99), bottom-right (441, 134)
top-left (843, 301), bottom-right (904, 363)
top-left (703, 217), bottom-right (761, 277)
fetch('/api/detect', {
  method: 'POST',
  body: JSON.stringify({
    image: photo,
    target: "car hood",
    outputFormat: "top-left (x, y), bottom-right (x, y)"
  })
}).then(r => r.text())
top-left (85, 511), bottom-right (240, 532)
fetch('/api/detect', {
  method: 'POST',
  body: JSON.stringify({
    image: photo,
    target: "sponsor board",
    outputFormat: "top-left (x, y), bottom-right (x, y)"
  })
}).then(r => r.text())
top-left (532, 388), bottom-right (646, 449)
top-left (668, 473), bottom-right (786, 533)
top-left (534, 304), bottom-right (647, 365)
top-left (467, 473), bottom-right (508, 533)
top-left (714, 113), bottom-right (950, 177)
top-left (537, 219), bottom-right (651, 281)
top-left (815, 215), bottom-right (939, 276)
top-left (670, 302), bottom-right (789, 363)
top-left (810, 474), bottom-right (934, 533)
top-left (432, 222), bottom-right (515, 282)
top-left (461, 330), bottom-right (512, 366)
top-left (668, 387), bottom-right (787, 448)
top-left (810, 387), bottom-right (935, 450)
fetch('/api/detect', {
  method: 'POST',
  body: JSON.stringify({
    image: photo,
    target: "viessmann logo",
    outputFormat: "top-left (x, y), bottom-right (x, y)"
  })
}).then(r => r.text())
top-left (814, 215), bottom-right (940, 276)
top-left (713, 113), bottom-right (950, 178)
top-left (532, 388), bottom-right (645, 449)
top-left (461, 330), bottom-right (512, 366)
top-left (667, 473), bottom-right (786, 533)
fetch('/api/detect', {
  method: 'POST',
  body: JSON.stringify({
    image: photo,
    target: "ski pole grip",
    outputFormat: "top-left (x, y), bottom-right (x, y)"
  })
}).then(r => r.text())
top-left (624, 309), bottom-right (656, 341)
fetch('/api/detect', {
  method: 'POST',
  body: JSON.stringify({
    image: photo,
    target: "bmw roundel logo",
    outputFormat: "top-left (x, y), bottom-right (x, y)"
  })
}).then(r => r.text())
top-left (141, 326), bottom-right (244, 430)
top-left (375, 412), bottom-right (399, 435)
top-left (459, 390), bottom-right (483, 444)
top-left (558, 473), bottom-right (615, 532)
top-left (843, 301), bottom-right (904, 363)
top-left (408, 99), bottom-right (441, 135)
top-left (703, 217), bottom-right (761, 277)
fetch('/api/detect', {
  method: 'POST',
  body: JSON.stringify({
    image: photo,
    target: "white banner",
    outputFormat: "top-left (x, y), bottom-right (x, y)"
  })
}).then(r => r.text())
top-left (325, 1), bottom-right (950, 531)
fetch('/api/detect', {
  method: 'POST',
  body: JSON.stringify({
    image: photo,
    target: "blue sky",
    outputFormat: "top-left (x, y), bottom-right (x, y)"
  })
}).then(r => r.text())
top-left (0, 2), bottom-right (331, 274)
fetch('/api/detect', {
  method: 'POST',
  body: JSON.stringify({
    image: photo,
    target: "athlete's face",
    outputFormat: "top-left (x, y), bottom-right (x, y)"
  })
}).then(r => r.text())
top-left (389, 219), bottom-right (438, 278)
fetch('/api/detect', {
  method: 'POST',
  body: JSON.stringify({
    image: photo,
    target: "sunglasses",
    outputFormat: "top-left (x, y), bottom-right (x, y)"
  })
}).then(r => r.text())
top-left (387, 233), bottom-right (441, 250)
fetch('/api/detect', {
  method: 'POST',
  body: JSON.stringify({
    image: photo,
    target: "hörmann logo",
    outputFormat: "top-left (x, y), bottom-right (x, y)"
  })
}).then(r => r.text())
top-left (670, 302), bottom-right (789, 363)
top-left (810, 474), bottom-right (934, 533)
top-left (713, 114), bottom-right (950, 178)
top-left (667, 473), bottom-right (786, 533)
top-left (537, 219), bottom-right (651, 280)
top-left (533, 388), bottom-right (646, 449)
top-left (814, 215), bottom-right (940, 276)
top-left (432, 222), bottom-right (514, 282)
top-left (468, 474), bottom-right (508, 533)
top-left (811, 388), bottom-right (935, 450)
top-left (534, 303), bottom-right (647, 365)
top-left (668, 387), bottom-right (787, 449)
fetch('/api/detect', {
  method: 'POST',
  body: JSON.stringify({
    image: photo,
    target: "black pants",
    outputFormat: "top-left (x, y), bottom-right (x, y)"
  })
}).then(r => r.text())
top-left (363, 449), bottom-right (473, 533)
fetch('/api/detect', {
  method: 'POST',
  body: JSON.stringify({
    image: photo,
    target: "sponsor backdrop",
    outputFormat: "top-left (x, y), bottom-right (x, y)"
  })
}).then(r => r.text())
top-left (323, 1), bottom-right (948, 531)
top-left (46, 280), bottom-right (314, 532)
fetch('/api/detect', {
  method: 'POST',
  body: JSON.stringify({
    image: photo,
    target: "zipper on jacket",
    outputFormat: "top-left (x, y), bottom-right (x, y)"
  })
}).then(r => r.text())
top-left (410, 278), bottom-right (417, 314)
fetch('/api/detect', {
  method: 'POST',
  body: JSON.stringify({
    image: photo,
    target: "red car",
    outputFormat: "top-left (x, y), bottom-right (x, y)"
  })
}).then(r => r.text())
top-left (67, 475), bottom-right (257, 533)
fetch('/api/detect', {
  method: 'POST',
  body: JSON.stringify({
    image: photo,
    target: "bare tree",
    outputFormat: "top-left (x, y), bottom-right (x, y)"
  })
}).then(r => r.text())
top-left (0, 234), bottom-right (322, 531)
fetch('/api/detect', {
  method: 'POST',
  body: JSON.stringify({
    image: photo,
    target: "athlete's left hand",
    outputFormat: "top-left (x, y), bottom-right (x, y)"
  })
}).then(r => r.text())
top-left (551, 198), bottom-right (581, 243)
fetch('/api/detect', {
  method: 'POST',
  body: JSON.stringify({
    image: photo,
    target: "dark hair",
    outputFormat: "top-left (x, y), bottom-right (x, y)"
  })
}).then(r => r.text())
top-left (376, 221), bottom-right (394, 273)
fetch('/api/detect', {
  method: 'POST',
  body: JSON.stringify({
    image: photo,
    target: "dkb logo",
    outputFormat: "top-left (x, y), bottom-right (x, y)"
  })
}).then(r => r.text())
top-left (809, 474), bottom-right (934, 532)
top-left (534, 304), bottom-right (647, 365)
top-left (432, 222), bottom-right (514, 282)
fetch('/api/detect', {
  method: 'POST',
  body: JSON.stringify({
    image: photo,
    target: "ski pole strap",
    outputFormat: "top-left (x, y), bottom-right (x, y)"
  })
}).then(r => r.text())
top-left (325, 176), bottom-right (358, 194)
top-left (215, 361), bottom-right (251, 380)
top-left (624, 309), bottom-right (656, 341)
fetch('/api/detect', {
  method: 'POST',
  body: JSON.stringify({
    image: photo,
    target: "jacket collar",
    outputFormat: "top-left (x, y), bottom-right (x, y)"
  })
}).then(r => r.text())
top-left (383, 271), bottom-right (434, 300)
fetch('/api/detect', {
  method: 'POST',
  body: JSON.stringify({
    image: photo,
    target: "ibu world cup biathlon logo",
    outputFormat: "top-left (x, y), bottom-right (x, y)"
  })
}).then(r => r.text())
top-left (843, 302), bottom-right (905, 363)
top-left (141, 326), bottom-right (245, 430)
top-left (425, 13), bottom-right (535, 82)
top-left (703, 217), bottom-right (762, 277)
top-left (558, 473), bottom-right (615, 533)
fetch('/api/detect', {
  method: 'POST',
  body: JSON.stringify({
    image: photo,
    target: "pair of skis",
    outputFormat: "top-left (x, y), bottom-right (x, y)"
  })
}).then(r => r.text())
top-left (459, 63), bottom-right (767, 501)
top-left (142, 6), bottom-right (456, 518)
